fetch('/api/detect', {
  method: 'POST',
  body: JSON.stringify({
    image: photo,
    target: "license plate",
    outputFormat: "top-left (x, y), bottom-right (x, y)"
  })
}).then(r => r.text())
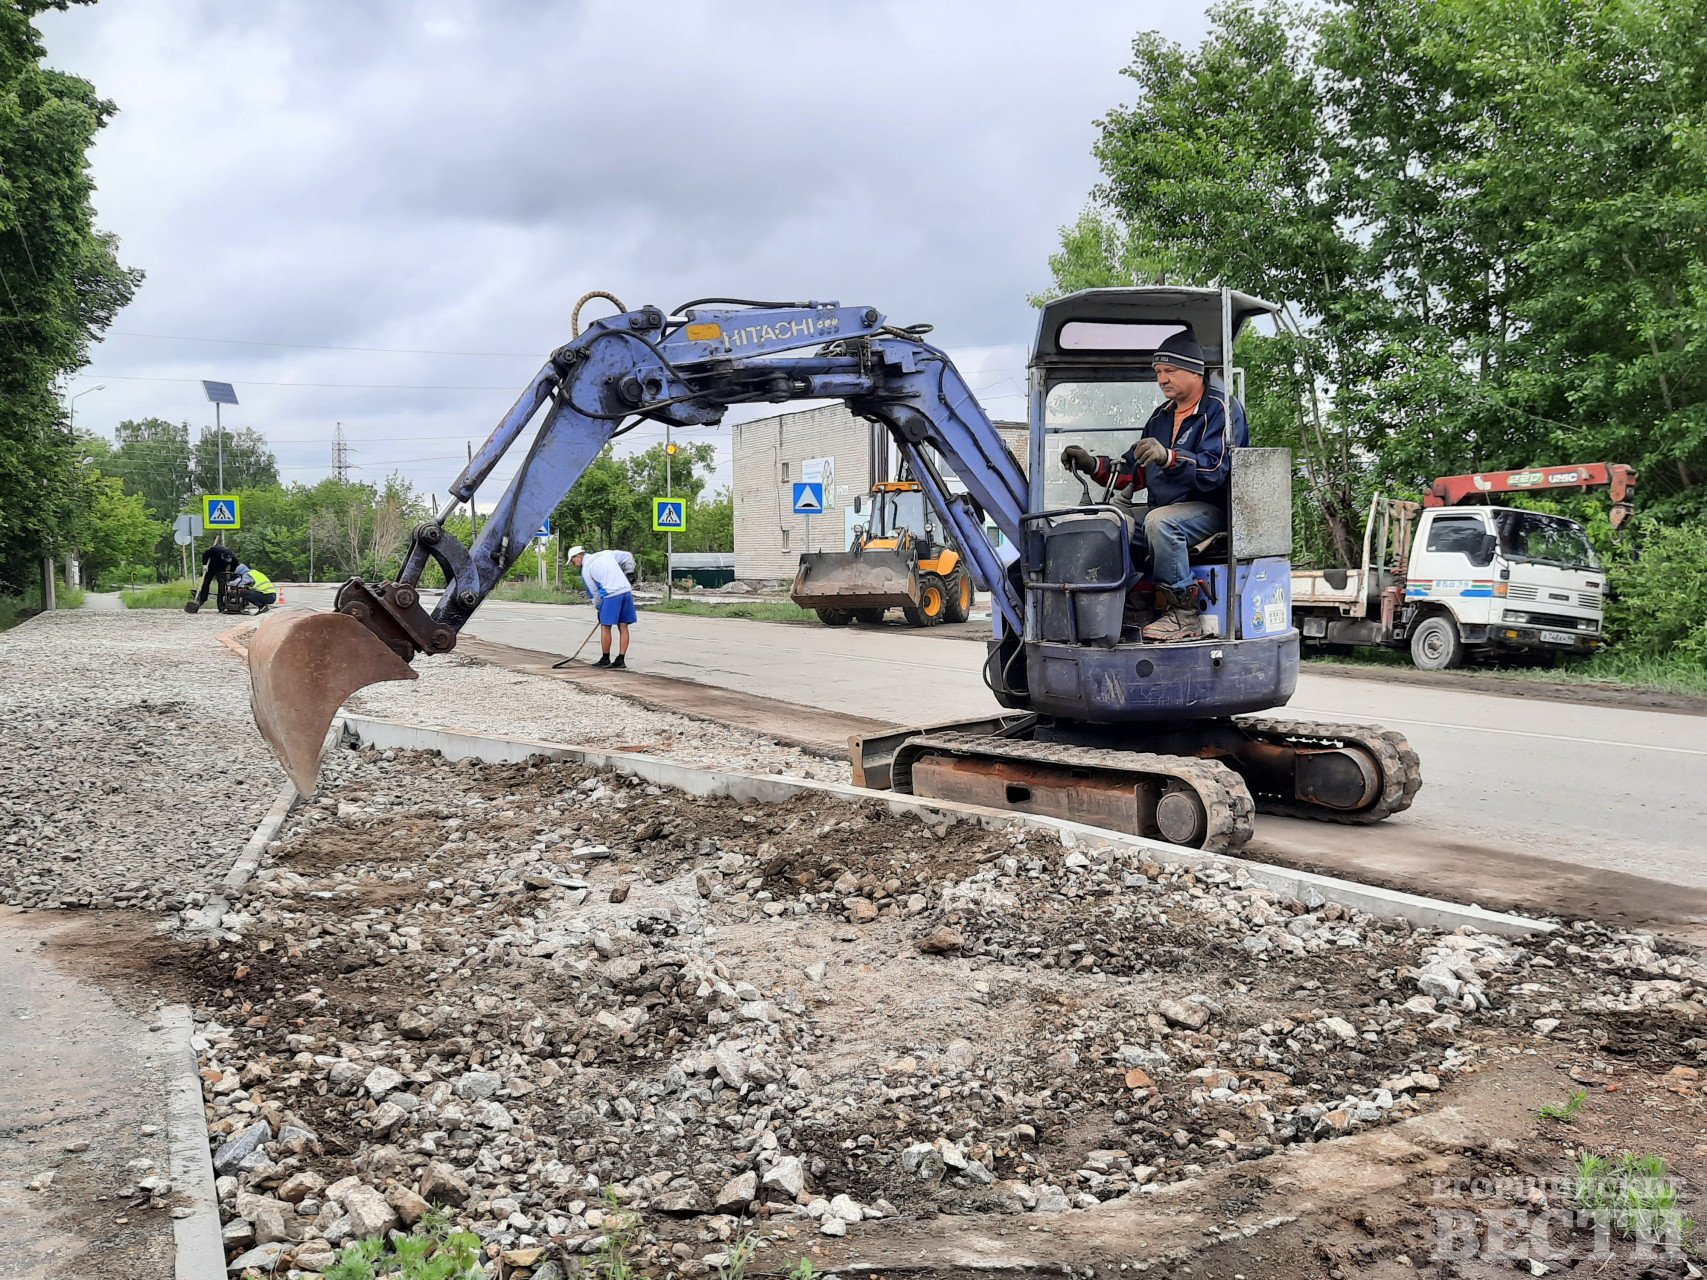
top-left (1538, 629), bottom-right (1577, 645)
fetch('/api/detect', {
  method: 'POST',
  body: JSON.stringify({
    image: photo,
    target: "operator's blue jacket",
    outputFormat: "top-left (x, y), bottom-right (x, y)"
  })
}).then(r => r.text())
top-left (1083, 392), bottom-right (1249, 508)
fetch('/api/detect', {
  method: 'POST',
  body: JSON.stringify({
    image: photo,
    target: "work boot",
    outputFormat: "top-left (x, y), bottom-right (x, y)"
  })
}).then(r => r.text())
top-left (1142, 585), bottom-right (1205, 642)
top-left (592, 653), bottom-right (612, 668)
top-left (611, 654), bottom-right (627, 670)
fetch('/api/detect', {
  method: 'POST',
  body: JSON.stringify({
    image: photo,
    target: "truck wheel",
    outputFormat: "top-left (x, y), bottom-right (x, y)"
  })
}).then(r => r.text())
top-left (1409, 615), bottom-right (1463, 670)
top-left (816, 609), bottom-right (852, 627)
top-left (904, 574), bottom-right (948, 627)
top-left (853, 609), bottom-right (886, 625)
top-left (943, 570), bottom-right (972, 623)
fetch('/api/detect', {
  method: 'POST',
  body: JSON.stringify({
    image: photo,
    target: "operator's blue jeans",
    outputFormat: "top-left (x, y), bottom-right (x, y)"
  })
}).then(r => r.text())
top-left (1131, 500), bottom-right (1225, 594)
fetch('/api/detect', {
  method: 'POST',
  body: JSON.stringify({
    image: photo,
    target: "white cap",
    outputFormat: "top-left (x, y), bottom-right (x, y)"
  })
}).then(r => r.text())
top-left (566, 545), bottom-right (586, 558)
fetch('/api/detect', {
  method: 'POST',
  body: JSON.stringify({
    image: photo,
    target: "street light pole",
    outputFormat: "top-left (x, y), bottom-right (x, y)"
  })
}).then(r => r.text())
top-left (68, 384), bottom-right (106, 431)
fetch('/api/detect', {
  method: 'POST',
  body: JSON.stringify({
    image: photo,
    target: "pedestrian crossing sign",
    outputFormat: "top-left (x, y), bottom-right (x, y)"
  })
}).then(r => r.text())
top-left (202, 494), bottom-right (241, 530)
top-left (652, 498), bottom-right (686, 531)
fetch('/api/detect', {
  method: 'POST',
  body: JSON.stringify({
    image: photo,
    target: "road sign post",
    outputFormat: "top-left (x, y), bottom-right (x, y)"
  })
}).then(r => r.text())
top-left (202, 382), bottom-right (239, 531)
top-left (791, 482), bottom-right (824, 551)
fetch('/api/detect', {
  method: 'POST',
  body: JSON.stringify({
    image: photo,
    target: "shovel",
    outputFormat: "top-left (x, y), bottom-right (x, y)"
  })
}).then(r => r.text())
top-left (552, 619), bottom-right (603, 669)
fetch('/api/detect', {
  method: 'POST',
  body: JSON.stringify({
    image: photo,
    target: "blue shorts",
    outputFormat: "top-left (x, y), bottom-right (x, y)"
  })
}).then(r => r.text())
top-left (598, 592), bottom-right (637, 625)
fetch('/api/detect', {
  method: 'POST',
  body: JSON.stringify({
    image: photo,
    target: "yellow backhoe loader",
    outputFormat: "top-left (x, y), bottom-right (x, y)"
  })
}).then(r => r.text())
top-left (789, 479), bottom-right (974, 627)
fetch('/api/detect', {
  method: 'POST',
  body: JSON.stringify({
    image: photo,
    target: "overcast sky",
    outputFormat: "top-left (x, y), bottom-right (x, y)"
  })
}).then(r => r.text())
top-left (42, 1), bottom-right (1207, 501)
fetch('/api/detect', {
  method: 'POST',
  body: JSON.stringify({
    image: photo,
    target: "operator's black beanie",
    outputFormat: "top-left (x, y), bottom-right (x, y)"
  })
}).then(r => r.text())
top-left (1153, 329), bottom-right (1206, 374)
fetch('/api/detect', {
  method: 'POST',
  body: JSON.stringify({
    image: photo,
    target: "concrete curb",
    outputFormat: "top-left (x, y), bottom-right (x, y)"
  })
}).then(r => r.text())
top-left (183, 780), bottom-right (298, 936)
top-left (224, 781), bottom-right (297, 893)
top-left (339, 712), bottom-right (1554, 939)
top-left (159, 1004), bottom-right (224, 1280)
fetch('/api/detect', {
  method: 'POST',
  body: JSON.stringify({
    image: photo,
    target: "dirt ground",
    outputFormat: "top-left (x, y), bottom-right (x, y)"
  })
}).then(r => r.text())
top-left (36, 740), bottom-right (1704, 1279)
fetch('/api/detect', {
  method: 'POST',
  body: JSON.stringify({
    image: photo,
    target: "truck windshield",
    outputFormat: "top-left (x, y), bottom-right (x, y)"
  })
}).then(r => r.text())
top-left (1494, 510), bottom-right (1600, 569)
top-left (1042, 381), bottom-right (1166, 509)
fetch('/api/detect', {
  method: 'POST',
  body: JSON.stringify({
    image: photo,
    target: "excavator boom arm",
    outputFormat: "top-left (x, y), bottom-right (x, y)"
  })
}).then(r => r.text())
top-left (250, 299), bottom-right (1031, 793)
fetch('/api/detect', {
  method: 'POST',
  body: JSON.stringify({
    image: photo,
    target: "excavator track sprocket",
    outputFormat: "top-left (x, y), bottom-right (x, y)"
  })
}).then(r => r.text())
top-left (890, 732), bottom-right (1255, 852)
top-left (1236, 717), bottom-right (1422, 824)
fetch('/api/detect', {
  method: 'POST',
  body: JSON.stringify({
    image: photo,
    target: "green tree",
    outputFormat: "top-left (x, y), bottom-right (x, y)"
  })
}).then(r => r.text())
top-left (1051, 0), bottom-right (1707, 568)
top-left (193, 423), bottom-right (277, 492)
top-left (78, 470), bottom-right (163, 585)
top-left (0, 0), bottom-right (141, 594)
top-left (104, 417), bottom-right (193, 518)
top-left (550, 441), bottom-right (722, 574)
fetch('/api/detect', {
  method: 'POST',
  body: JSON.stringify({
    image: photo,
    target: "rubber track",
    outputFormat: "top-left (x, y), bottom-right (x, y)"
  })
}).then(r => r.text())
top-left (891, 732), bottom-right (1256, 852)
top-left (1237, 717), bottom-right (1423, 825)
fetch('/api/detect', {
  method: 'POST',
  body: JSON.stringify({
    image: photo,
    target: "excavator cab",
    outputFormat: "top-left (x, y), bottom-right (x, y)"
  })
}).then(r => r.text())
top-left (985, 286), bottom-right (1299, 720)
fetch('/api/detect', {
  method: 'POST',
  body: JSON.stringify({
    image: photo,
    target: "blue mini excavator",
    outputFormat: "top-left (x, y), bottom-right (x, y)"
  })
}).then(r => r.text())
top-left (248, 288), bottom-right (1420, 850)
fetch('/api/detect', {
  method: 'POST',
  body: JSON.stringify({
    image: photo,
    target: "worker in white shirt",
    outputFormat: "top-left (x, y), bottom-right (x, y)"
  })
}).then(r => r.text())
top-left (568, 545), bottom-right (637, 669)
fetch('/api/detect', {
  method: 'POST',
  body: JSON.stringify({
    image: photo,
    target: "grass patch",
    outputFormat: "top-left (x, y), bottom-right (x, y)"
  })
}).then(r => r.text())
top-left (1536, 1088), bottom-right (1586, 1121)
top-left (644, 596), bottom-right (816, 622)
top-left (1304, 644), bottom-right (1707, 699)
top-left (323, 1205), bottom-right (481, 1278)
top-left (121, 579), bottom-right (198, 609)
top-left (490, 581), bottom-right (587, 604)
top-left (0, 595), bottom-right (27, 633)
top-left (1571, 1151), bottom-right (1694, 1245)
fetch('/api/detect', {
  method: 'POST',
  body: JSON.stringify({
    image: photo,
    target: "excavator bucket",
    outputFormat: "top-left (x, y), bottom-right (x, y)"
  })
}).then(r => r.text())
top-left (248, 610), bottom-right (417, 796)
top-left (790, 548), bottom-right (921, 612)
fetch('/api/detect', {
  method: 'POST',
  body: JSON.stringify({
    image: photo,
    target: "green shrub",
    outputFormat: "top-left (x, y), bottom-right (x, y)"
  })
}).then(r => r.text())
top-left (1604, 520), bottom-right (1707, 667)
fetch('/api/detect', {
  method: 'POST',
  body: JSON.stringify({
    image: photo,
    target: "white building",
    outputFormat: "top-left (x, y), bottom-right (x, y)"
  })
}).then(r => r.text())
top-left (730, 403), bottom-right (1026, 582)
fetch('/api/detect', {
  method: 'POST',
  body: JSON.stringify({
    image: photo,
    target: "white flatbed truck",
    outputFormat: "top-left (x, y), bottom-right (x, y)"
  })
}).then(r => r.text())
top-left (1291, 463), bottom-right (1634, 670)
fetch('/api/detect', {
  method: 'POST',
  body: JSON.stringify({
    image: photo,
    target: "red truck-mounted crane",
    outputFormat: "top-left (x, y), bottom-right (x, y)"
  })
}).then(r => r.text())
top-left (1425, 463), bottom-right (1637, 530)
top-left (1293, 462), bottom-right (1635, 670)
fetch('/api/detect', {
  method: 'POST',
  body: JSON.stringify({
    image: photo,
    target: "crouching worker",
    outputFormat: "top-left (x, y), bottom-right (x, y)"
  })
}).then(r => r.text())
top-left (232, 563), bottom-right (277, 611)
top-left (1060, 329), bottom-right (1247, 641)
top-left (568, 545), bottom-right (638, 669)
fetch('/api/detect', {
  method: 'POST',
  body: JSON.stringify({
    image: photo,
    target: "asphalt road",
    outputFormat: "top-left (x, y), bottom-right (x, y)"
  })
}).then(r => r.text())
top-left (280, 586), bottom-right (1707, 927)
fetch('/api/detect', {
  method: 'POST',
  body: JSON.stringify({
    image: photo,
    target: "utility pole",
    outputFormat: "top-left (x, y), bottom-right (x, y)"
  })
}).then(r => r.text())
top-left (332, 422), bottom-right (350, 483)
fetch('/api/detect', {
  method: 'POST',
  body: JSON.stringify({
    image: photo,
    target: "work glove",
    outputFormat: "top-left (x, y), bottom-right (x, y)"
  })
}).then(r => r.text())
top-left (1060, 444), bottom-right (1098, 475)
top-left (1132, 437), bottom-right (1169, 467)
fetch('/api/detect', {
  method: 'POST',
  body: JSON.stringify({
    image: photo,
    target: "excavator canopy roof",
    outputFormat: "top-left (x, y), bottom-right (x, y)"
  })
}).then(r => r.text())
top-left (1031, 287), bottom-right (1280, 371)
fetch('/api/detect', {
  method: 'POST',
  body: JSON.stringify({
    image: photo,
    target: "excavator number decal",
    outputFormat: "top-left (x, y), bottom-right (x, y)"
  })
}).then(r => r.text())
top-left (685, 323), bottom-right (722, 341)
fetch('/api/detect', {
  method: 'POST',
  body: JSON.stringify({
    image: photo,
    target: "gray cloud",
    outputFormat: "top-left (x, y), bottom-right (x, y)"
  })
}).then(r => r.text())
top-left (43, 0), bottom-right (1206, 495)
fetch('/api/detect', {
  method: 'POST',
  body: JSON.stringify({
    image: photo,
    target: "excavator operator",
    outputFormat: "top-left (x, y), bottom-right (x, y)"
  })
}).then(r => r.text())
top-left (1060, 329), bottom-right (1247, 641)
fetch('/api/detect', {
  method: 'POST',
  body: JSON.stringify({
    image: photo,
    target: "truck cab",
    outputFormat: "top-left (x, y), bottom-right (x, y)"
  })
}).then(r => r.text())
top-left (1406, 506), bottom-right (1604, 667)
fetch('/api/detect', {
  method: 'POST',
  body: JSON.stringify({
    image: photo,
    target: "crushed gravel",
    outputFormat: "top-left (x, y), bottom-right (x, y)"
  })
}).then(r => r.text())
top-left (0, 611), bottom-right (285, 912)
top-left (127, 746), bottom-right (1707, 1276)
top-left (342, 652), bottom-right (848, 783)
top-left (0, 613), bottom-right (845, 915)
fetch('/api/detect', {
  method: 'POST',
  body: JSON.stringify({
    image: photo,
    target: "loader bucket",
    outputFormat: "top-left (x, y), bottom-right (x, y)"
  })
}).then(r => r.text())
top-left (248, 610), bottom-right (417, 796)
top-left (790, 549), bottom-right (921, 611)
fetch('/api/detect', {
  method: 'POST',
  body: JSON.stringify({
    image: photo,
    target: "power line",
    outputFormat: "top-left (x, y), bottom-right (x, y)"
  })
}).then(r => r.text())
top-left (83, 373), bottom-right (521, 390)
top-left (105, 329), bottom-right (542, 358)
